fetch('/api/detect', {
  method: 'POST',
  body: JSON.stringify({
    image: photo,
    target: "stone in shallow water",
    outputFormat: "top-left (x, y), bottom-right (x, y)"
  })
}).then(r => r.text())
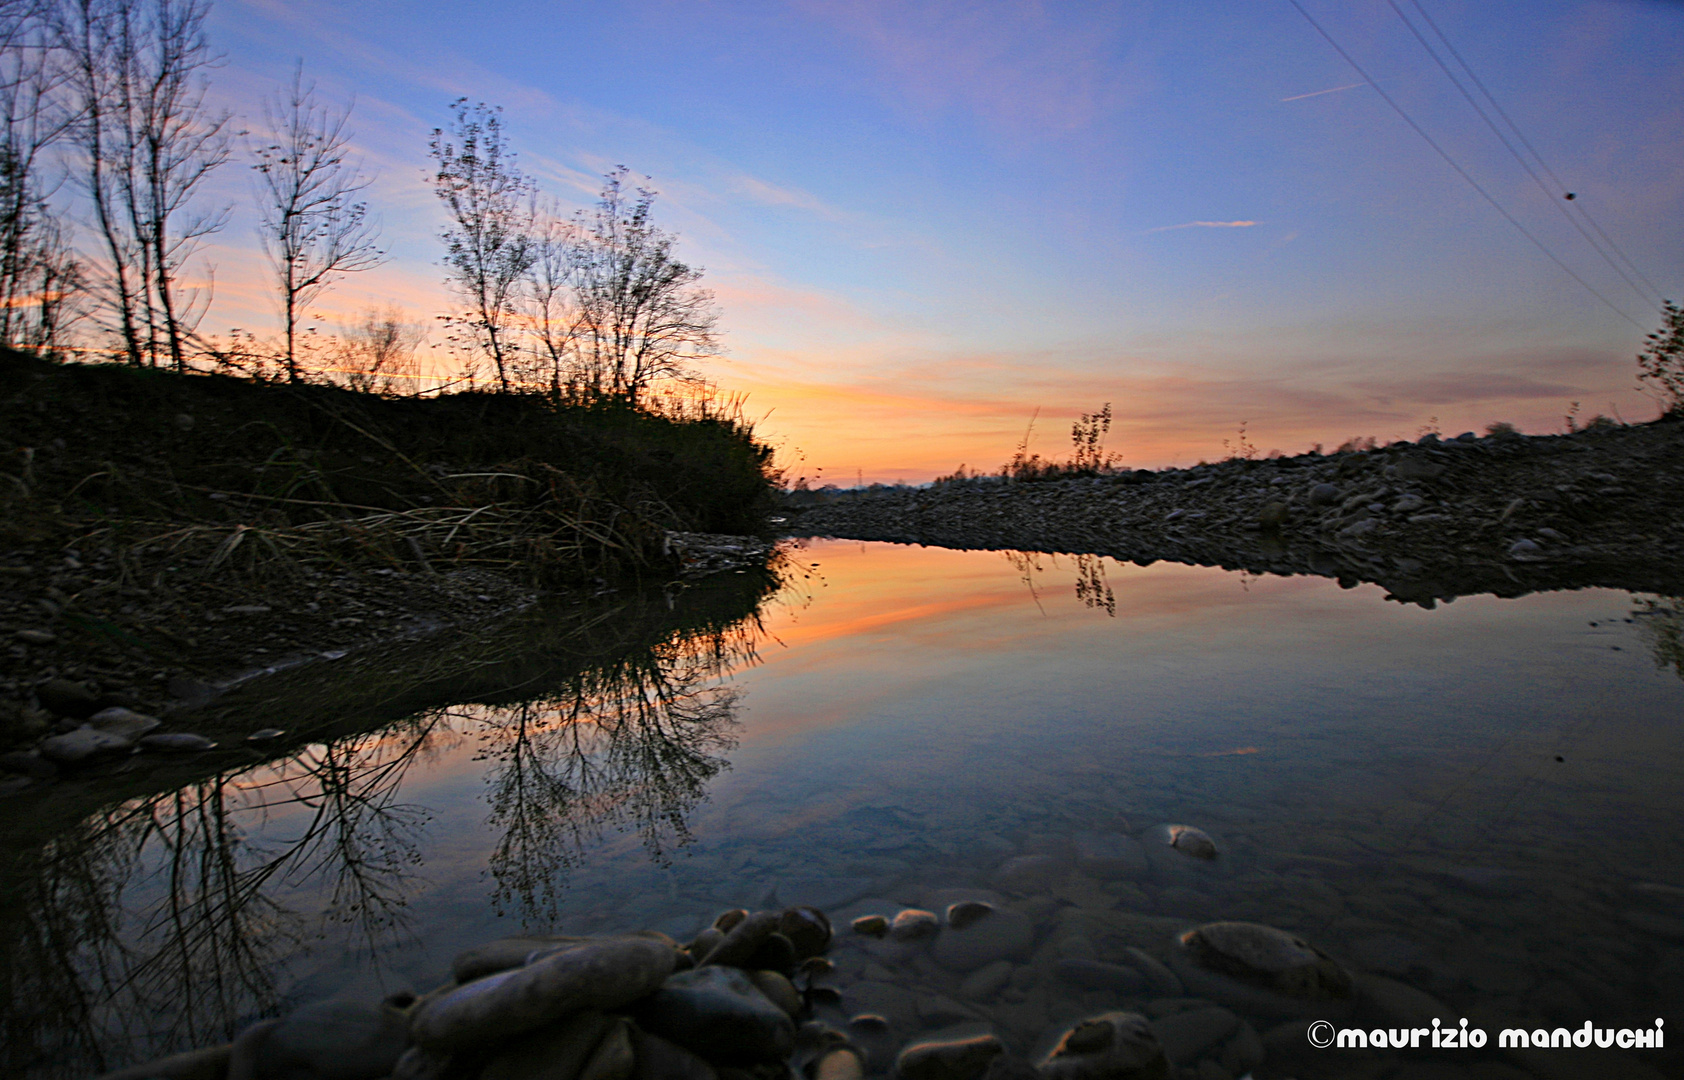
top-left (946, 901), bottom-right (994, 930)
top-left (746, 969), bottom-right (802, 1018)
top-left (1169, 922), bottom-right (1354, 1021)
top-left (890, 908), bottom-right (940, 941)
top-left (478, 1009), bottom-right (613, 1080)
top-left (411, 936), bottom-right (677, 1052)
top-left (259, 997), bottom-right (410, 1080)
top-left (1038, 1012), bottom-right (1168, 1080)
top-left (851, 914), bottom-right (888, 938)
top-left (1055, 958), bottom-right (1147, 994)
top-left (991, 853), bottom-right (1067, 892)
top-left (450, 935), bottom-right (592, 983)
top-left (896, 1034), bottom-right (1003, 1080)
top-left (634, 964), bottom-right (796, 1066)
top-left (1147, 1006), bottom-right (1239, 1067)
top-left (702, 910), bottom-right (778, 968)
top-left (811, 1047), bottom-right (865, 1080)
top-left (930, 906), bottom-right (1034, 973)
top-left (778, 905), bottom-right (832, 959)
top-left (1162, 825), bottom-right (1218, 860)
top-left (1072, 832), bottom-right (1148, 879)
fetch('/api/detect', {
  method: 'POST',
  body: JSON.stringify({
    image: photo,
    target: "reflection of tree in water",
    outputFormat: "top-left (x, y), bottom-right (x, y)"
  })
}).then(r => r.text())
top-left (0, 717), bottom-right (451, 1078)
top-left (0, 590), bottom-right (767, 1078)
top-left (477, 622), bottom-right (750, 926)
top-left (1003, 550), bottom-right (1116, 617)
top-left (1634, 595), bottom-right (1684, 681)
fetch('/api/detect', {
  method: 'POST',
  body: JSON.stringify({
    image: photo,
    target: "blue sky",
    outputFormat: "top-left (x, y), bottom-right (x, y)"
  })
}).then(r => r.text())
top-left (194, 0), bottom-right (1684, 479)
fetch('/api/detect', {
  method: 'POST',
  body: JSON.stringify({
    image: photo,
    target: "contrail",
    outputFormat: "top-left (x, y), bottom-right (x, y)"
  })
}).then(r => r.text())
top-left (1281, 82), bottom-right (1364, 102)
top-left (1144, 220), bottom-right (1259, 234)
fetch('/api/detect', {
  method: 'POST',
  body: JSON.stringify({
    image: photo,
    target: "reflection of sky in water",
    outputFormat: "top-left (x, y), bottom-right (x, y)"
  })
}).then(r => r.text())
top-left (17, 540), bottom-right (1684, 1076)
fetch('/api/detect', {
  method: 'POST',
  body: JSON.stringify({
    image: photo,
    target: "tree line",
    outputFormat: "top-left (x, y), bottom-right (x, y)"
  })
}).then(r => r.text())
top-left (0, 0), bottom-right (719, 404)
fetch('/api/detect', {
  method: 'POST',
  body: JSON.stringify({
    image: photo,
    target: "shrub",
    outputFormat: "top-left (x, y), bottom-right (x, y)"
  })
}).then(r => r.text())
top-left (1637, 300), bottom-right (1684, 415)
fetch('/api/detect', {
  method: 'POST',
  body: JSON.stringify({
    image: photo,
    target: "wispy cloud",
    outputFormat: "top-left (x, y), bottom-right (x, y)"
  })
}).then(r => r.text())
top-left (1143, 220), bottom-right (1260, 234)
top-left (1280, 82), bottom-right (1365, 103)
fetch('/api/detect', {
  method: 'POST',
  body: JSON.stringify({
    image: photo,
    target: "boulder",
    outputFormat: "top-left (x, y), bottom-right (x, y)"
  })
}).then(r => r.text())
top-left (257, 998), bottom-right (409, 1080)
top-left (39, 726), bottom-right (132, 764)
top-left (478, 1009), bottom-right (613, 1080)
top-left (1168, 922), bottom-right (1354, 1021)
top-left (634, 964), bottom-right (796, 1066)
top-left (895, 1034), bottom-right (1003, 1080)
top-left (87, 706), bottom-right (162, 742)
top-left (1038, 1013), bottom-right (1168, 1080)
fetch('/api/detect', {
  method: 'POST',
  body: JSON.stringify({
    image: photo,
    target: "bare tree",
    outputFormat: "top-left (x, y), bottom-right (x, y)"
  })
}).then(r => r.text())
top-left (429, 98), bottom-right (533, 392)
top-left (252, 63), bottom-right (382, 381)
top-left (53, 0), bottom-right (229, 370)
top-left (0, 0), bottom-right (83, 354)
top-left (335, 304), bottom-right (421, 395)
top-left (522, 196), bottom-right (585, 399)
top-left (574, 167), bottom-right (720, 404)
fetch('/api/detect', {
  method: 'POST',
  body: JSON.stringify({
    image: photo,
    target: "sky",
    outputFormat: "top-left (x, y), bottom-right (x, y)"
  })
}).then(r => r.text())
top-left (177, 0), bottom-right (1684, 482)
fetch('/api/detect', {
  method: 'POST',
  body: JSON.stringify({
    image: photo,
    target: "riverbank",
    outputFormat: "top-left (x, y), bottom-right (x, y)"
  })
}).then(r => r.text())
top-left (784, 417), bottom-right (1684, 605)
top-left (0, 346), bottom-right (778, 757)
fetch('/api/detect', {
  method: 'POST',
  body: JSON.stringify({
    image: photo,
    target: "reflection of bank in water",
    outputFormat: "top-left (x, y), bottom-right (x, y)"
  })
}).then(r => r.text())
top-left (0, 556), bottom-right (784, 1080)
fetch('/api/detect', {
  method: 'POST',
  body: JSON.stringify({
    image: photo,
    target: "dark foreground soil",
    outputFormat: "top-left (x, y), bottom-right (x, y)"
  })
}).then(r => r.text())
top-left (784, 417), bottom-right (1684, 606)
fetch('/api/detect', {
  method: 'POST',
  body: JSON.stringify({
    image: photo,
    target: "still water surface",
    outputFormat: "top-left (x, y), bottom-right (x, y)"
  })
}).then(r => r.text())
top-left (10, 540), bottom-right (1684, 1078)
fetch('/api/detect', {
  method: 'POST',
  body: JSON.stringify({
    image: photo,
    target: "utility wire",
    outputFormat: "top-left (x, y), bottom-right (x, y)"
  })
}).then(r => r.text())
top-left (1286, 0), bottom-right (1647, 330)
top-left (1403, 0), bottom-right (1668, 308)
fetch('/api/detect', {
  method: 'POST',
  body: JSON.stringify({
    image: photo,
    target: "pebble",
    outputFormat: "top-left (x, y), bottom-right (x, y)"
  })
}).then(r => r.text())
top-left (958, 960), bottom-right (1014, 999)
top-left (702, 909), bottom-right (779, 968)
top-left (0, 750), bottom-right (57, 778)
top-left (634, 964), bottom-right (796, 1065)
top-left (1170, 922), bottom-right (1354, 1019)
top-left (1039, 1012), bottom-right (1168, 1080)
top-left (846, 1015), bottom-right (896, 1071)
top-left (811, 1047), bottom-right (865, 1080)
top-left (889, 908), bottom-right (940, 941)
top-left (1071, 832), bottom-right (1148, 879)
top-left (15, 628), bottom-right (56, 645)
top-left (778, 906), bottom-right (832, 959)
top-left (1508, 538), bottom-right (1543, 559)
top-left (450, 935), bottom-right (592, 983)
top-left (1308, 482), bottom-right (1341, 505)
top-left (851, 914), bottom-right (888, 938)
top-left (246, 727), bottom-right (287, 744)
top-left (1123, 948), bottom-right (1184, 996)
top-left (991, 853), bottom-right (1067, 892)
top-left (411, 936), bottom-right (677, 1052)
top-left (1147, 824), bottom-right (1218, 861)
top-left (38, 726), bottom-right (132, 764)
top-left (746, 969), bottom-right (802, 1018)
top-left (896, 1034), bottom-right (1003, 1080)
top-left (945, 901), bottom-right (995, 929)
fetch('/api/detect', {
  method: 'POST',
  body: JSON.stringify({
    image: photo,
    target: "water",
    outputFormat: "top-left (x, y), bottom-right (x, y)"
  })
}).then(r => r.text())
top-left (5, 540), bottom-right (1683, 1078)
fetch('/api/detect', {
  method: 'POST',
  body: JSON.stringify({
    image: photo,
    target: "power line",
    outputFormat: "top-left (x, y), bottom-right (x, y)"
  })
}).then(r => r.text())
top-left (1402, 0), bottom-right (1668, 308)
top-left (1387, 0), bottom-right (1663, 311)
top-left (1285, 0), bottom-right (1648, 330)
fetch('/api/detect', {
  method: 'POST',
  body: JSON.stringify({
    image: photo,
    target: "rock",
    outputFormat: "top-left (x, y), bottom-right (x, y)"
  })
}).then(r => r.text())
top-left (478, 1009), bottom-right (613, 1080)
top-left (1122, 948), bottom-right (1183, 996)
top-left (812, 1047), bottom-right (865, 1080)
top-left (451, 936), bottom-right (592, 983)
top-left (87, 706), bottom-right (161, 741)
top-left (1391, 494), bottom-right (1426, 514)
top-left (946, 901), bottom-right (994, 930)
top-left (889, 908), bottom-right (940, 941)
top-left (138, 732), bottom-right (217, 753)
top-left (715, 909), bottom-right (750, 933)
top-left (958, 960), bottom-right (1014, 1000)
top-left (1393, 456), bottom-right (1446, 481)
top-left (773, 876), bottom-right (873, 910)
top-left (15, 628), bottom-right (56, 646)
top-left (411, 935), bottom-right (678, 1052)
top-left (1258, 502), bottom-right (1289, 529)
top-left (1168, 922), bottom-right (1354, 1020)
top-left (246, 728), bottom-right (286, 744)
top-left (852, 915), bottom-right (889, 938)
top-left (39, 726), bottom-right (132, 764)
top-left (703, 909), bottom-right (779, 968)
top-left (744, 931), bottom-right (798, 973)
top-left (390, 1046), bottom-right (455, 1080)
top-left (1038, 1012), bottom-right (1168, 1080)
top-left (0, 750), bottom-right (57, 779)
top-left (747, 969), bottom-right (802, 1018)
top-left (895, 1034), bottom-right (1003, 1080)
top-left (930, 906), bottom-right (1034, 972)
top-left (259, 997), bottom-right (410, 1080)
top-left (1146, 824), bottom-right (1217, 861)
top-left (846, 1014), bottom-right (896, 1071)
top-left (779, 906), bottom-right (832, 959)
top-left (1508, 539), bottom-right (1543, 560)
top-left (990, 853), bottom-right (1066, 892)
top-left (1148, 1006), bottom-right (1239, 1066)
top-left (1537, 526), bottom-right (1567, 542)
top-left (34, 678), bottom-right (101, 718)
top-left (1308, 483), bottom-right (1341, 506)
top-left (1338, 518), bottom-right (1379, 538)
top-left (636, 965), bottom-right (796, 1066)
top-left (1352, 973), bottom-right (1450, 1029)
top-left (630, 1028), bottom-right (719, 1080)
top-left (1072, 833), bottom-right (1147, 879)
top-left (981, 1056), bottom-right (1039, 1080)
top-left (1055, 958), bottom-right (1147, 994)
top-left (578, 1018), bottom-right (635, 1080)
top-left (688, 927), bottom-right (725, 964)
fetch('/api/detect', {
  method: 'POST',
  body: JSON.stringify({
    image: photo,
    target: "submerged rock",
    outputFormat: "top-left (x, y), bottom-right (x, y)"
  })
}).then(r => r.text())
top-left (1168, 921), bottom-right (1354, 1020)
top-left (945, 901), bottom-right (994, 930)
top-left (137, 732), bottom-right (218, 753)
top-left (1147, 824), bottom-right (1218, 861)
top-left (1055, 958), bottom-right (1147, 994)
top-left (86, 706), bottom-right (161, 742)
top-left (39, 726), bottom-right (132, 764)
top-left (851, 914), bottom-right (889, 938)
top-left (931, 906), bottom-right (1034, 972)
top-left (411, 935), bottom-right (677, 1052)
top-left (257, 997), bottom-right (410, 1080)
top-left (1038, 1013), bottom-right (1168, 1080)
top-left (896, 1034), bottom-right (1003, 1080)
top-left (634, 964), bottom-right (796, 1065)
top-left (702, 910), bottom-right (779, 969)
top-left (778, 905), bottom-right (832, 959)
top-left (1072, 832), bottom-right (1147, 879)
top-left (890, 908), bottom-right (940, 941)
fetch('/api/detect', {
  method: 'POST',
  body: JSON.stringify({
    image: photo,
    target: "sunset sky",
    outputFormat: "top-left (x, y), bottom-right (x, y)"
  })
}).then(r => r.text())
top-left (191, 0), bottom-right (1684, 482)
